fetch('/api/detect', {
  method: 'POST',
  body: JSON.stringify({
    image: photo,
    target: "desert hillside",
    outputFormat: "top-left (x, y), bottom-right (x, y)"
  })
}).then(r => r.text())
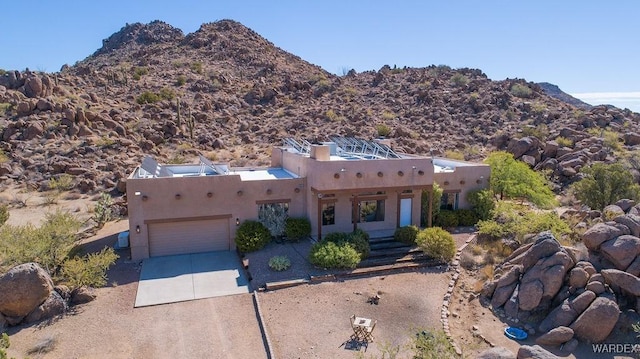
top-left (1, 19), bottom-right (639, 197)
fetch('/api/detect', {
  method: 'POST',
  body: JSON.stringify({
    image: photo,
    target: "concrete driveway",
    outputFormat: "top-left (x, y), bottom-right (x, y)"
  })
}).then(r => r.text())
top-left (135, 251), bottom-right (250, 307)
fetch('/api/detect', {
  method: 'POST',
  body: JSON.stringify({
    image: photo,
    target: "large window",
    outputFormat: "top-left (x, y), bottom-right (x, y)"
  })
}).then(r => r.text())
top-left (440, 192), bottom-right (459, 210)
top-left (321, 202), bottom-right (335, 225)
top-left (359, 199), bottom-right (385, 222)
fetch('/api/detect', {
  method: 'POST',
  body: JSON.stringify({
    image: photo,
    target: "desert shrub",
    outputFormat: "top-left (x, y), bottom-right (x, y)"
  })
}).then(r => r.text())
top-left (136, 91), bottom-right (161, 104)
top-left (92, 192), bottom-right (116, 228)
top-left (555, 136), bottom-right (573, 147)
top-left (413, 329), bottom-right (458, 359)
top-left (158, 87), bottom-right (176, 101)
top-left (450, 73), bottom-right (469, 87)
top-left (234, 220), bottom-right (272, 253)
top-left (381, 110), bottom-right (395, 120)
top-left (416, 227), bottom-right (456, 262)
top-left (190, 61), bottom-right (203, 74)
top-left (0, 211), bottom-right (80, 273)
top-left (510, 83), bottom-right (533, 98)
top-left (435, 210), bottom-right (459, 228)
top-left (456, 208), bottom-right (479, 226)
top-left (284, 217), bottom-right (311, 241)
top-left (572, 162), bottom-right (640, 210)
top-left (375, 123), bottom-right (391, 137)
top-left (325, 109), bottom-right (338, 121)
top-left (1, 333), bottom-right (10, 359)
top-left (0, 204), bottom-right (8, 226)
top-left (444, 150), bottom-right (465, 160)
top-left (467, 189), bottom-right (495, 220)
top-left (175, 75), bottom-right (187, 86)
top-left (394, 225), bottom-right (419, 245)
top-left (309, 240), bottom-right (360, 269)
top-left (349, 230), bottom-right (370, 259)
top-left (49, 174), bottom-right (74, 192)
top-left (324, 230), bottom-right (370, 259)
top-left (268, 255), bottom-right (291, 271)
top-left (132, 66), bottom-right (148, 80)
top-left (0, 149), bottom-right (8, 163)
top-left (477, 201), bottom-right (571, 242)
top-left (520, 124), bottom-right (549, 140)
top-left (61, 247), bottom-right (118, 288)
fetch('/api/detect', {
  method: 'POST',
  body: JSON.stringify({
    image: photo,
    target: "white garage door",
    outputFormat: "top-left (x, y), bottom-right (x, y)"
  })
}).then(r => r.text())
top-left (148, 219), bottom-right (230, 257)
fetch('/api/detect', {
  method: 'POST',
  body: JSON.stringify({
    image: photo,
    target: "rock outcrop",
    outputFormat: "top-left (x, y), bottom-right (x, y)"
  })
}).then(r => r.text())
top-left (481, 205), bottom-right (640, 351)
top-left (0, 263), bottom-right (53, 318)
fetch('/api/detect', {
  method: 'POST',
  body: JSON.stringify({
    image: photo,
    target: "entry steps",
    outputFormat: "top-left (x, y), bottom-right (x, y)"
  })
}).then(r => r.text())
top-left (358, 236), bottom-right (439, 268)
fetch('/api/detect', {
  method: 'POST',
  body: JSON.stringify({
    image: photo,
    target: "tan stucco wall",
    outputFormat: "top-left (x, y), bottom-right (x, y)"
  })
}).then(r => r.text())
top-left (127, 171), bottom-right (305, 260)
top-left (128, 147), bottom-right (490, 260)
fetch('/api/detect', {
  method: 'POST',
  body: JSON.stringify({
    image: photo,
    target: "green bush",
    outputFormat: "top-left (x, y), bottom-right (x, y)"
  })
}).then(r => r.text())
top-left (234, 220), bottom-right (272, 253)
top-left (324, 230), bottom-right (370, 259)
top-left (49, 174), bottom-right (74, 192)
top-left (456, 209), bottom-right (479, 226)
top-left (92, 192), bottom-right (115, 228)
top-left (555, 136), bottom-right (573, 147)
top-left (450, 73), bottom-right (469, 87)
top-left (136, 91), bottom-right (161, 104)
top-left (284, 217), bottom-right (311, 241)
top-left (467, 189), bottom-right (495, 220)
top-left (413, 329), bottom-right (458, 359)
top-left (435, 210), bottom-right (459, 228)
top-left (0, 204), bottom-right (8, 227)
top-left (268, 255), bottom-right (291, 271)
top-left (61, 247), bottom-right (119, 288)
top-left (394, 225), bottom-right (419, 245)
top-left (510, 83), bottom-right (533, 98)
top-left (175, 75), bottom-right (187, 86)
top-left (416, 227), bottom-right (456, 262)
top-left (349, 230), bottom-right (370, 259)
top-left (133, 66), bottom-right (148, 80)
top-left (309, 240), bottom-right (360, 269)
top-left (375, 123), bottom-right (392, 137)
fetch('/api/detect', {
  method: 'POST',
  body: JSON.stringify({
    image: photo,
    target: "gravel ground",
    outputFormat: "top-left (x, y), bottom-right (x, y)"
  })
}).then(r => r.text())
top-left (5, 223), bottom-right (473, 359)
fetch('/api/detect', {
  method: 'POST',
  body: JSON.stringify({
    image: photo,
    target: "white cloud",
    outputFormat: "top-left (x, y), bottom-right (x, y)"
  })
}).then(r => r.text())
top-left (571, 92), bottom-right (640, 112)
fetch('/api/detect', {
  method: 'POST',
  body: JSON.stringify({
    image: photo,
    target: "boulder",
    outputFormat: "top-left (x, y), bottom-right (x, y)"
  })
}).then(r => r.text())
top-left (491, 282), bottom-right (517, 308)
top-left (476, 347), bottom-right (516, 359)
top-left (24, 76), bottom-right (44, 97)
top-left (625, 255), bottom-right (640, 277)
top-left (0, 313), bottom-right (6, 331)
top-left (562, 338), bottom-right (579, 352)
top-left (615, 199), bottom-right (636, 212)
top-left (574, 261), bottom-right (596, 276)
top-left (504, 284), bottom-right (520, 319)
top-left (569, 290), bottom-right (596, 314)
top-left (613, 214), bottom-right (640, 237)
top-left (0, 263), bottom-right (53, 318)
top-left (585, 281), bottom-right (605, 295)
top-left (535, 326), bottom-right (574, 346)
top-left (70, 286), bottom-right (96, 305)
top-left (581, 223), bottom-right (628, 251)
top-left (570, 296), bottom-right (619, 343)
top-left (568, 267), bottom-right (589, 290)
top-left (599, 235), bottom-right (640, 270)
top-left (543, 141), bottom-right (559, 158)
top-left (517, 345), bottom-right (560, 359)
top-left (601, 269), bottom-right (640, 296)
top-left (521, 251), bottom-right (573, 301)
top-left (603, 205), bottom-right (625, 218)
top-left (539, 302), bottom-right (578, 333)
top-left (24, 290), bottom-right (67, 323)
top-left (518, 279), bottom-right (544, 311)
top-left (624, 133), bottom-right (640, 146)
top-left (508, 136), bottom-right (538, 159)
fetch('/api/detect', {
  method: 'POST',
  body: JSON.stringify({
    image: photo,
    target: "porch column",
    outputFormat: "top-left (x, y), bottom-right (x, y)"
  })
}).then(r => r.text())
top-left (317, 195), bottom-right (322, 240)
top-left (427, 188), bottom-right (433, 227)
top-left (352, 194), bottom-right (358, 231)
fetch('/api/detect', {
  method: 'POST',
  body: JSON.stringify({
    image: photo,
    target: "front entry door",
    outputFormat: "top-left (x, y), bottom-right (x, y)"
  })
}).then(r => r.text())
top-left (399, 198), bottom-right (412, 227)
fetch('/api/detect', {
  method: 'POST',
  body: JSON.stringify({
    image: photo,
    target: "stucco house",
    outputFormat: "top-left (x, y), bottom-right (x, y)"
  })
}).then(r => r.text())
top-left (126, 137), bottom-right (490, 260)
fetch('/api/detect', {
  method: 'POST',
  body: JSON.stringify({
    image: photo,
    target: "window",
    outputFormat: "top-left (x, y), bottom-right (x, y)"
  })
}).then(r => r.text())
top-left (358, 199), bottom-right (385, 222)
top-left (321, 202), bottom-right (335, 225)
top-left (440, 192), bottom-right (459, 210)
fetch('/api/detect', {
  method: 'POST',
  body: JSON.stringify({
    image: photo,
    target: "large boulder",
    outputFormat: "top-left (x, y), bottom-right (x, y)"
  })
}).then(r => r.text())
top-left (599, 235), bottom-right (640, 270)
top-left (0, 263), bottom-right (54, 318)
top-left (568, 267), bottom-right (590, 290)
top-left (518, 251), bottom-right (573, 310)
top-left (518, 279), bottom-right (544, 311)
top-left (535, 326), bottom-right (574, 346)
top-left (476, 347), bottom-right (516, 359)
top-left (517, 345), bottom-right (559, 359)
top-left (539, 290), bottom-right (596, 333)
top-left (581, 223), bottom-right (628, 251)
top-left (601, 269), bottom-right (640, 296)
top-left (570, 296), bottom-right (620, 343)
top-left (24, 290), bottom-right (67, 323)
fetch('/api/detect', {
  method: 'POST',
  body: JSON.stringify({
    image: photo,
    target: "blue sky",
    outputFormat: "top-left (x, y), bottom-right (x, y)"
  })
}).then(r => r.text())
top-left (2, 1), bottom-right (639, 110)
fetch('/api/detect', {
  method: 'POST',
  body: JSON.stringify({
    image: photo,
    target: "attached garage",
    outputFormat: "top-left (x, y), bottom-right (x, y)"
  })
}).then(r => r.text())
top-left (147, 217), bottom-right (231, 257)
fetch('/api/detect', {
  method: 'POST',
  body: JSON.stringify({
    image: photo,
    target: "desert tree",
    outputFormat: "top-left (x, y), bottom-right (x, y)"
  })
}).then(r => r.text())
top-left (571, 162), bottom-right (640, 210)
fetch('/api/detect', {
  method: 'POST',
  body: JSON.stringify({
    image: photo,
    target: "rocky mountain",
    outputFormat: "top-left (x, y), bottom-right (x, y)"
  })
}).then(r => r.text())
top-left (0, 19), bottom-right (639, 196)
top-left (536, 82), bottom-right (592, 110)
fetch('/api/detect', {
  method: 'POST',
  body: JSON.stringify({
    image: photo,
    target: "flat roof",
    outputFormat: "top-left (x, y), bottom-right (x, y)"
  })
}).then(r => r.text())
top-left (232, 168), bottom-right (298, 181)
